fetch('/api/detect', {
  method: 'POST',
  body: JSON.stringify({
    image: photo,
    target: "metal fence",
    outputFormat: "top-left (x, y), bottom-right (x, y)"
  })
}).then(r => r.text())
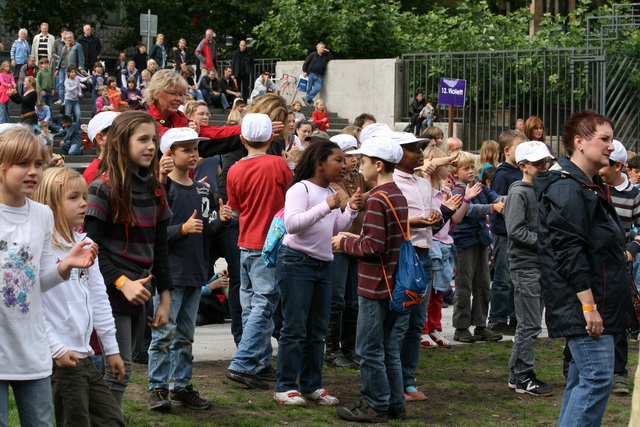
top-left (218, 58), bottom-right (280, 80)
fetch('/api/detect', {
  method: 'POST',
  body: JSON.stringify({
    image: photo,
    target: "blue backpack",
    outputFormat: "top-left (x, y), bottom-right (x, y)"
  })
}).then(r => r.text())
top-left (375, 192), bottom-right (429, 313)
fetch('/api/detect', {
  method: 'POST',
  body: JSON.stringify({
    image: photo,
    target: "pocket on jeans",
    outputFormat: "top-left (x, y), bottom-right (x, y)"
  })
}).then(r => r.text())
top-left (281, 248), bottom-right (306, 265)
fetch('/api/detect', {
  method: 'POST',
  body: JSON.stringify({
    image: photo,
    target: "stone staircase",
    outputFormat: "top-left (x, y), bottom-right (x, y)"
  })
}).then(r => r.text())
top-left (8, 96), bottom-right (351, 174)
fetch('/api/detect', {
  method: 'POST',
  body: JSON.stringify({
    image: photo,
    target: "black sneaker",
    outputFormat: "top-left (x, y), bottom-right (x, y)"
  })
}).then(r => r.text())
top-left (488, 322), bottom-right (516, 336)
top-left (256, 365), bottom-right (276, 382)
top-left (508, 376), bottom-right (516, 390)
top-left (336, 400), bottom-right (388, 423)
top-left (453, 328), bottom-right (476, 343)
top-left (170, 384), bottom-right (212, 410)
top-left (388, 405), bottom-right (407, 420)
top-left (149, 388), bottom-right (172, 412)
top-left (474, 327), bottom-right (503, 342)
top-left (516, 376), bottom-right (554, 397)
top-left (226, 369), bottom-right (269, 390)
top-left (132, 351), bottom-right (149, 365)
top-left (612, 374), bottom-right (629, 394)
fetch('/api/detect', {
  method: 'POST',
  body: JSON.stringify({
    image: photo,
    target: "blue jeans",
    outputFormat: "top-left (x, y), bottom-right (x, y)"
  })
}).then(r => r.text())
top-left (0, 378), bottom-right (54, 427)
top-left (304, 72), bottom-right (323, 104)
top-left (329, 252), bottom-right (359, 315)
top-left (62, 139), bottom-right (83, 155)
top-left (275, 246), bottom-right (332, 393)
top-left (57, 68), bottom-right (66, 102)
top-left (49, 114), bottom-right (62, 132)
top-left (189, 89), bottom-right (204, 101)
top-left (396, 252), bottom-right (431, 388)
top-left (357, 296), bottom-right (404, 413)
top-left (228, 249), bottom-right (279, 375)
top-left (91, 91), bottom-right (98, 116)
top-left (148, 286), bottom-right (201, 390)
top-left (41, 91), bottom-right (54, 108)
top-left (0, 101), bottom-right (9, 124)
top-left (488, 234), bottom-right (515, 324)
top-left (558, 334), bottom-right (614, 427)
top-left (65, 99), bottom-right (81, 125)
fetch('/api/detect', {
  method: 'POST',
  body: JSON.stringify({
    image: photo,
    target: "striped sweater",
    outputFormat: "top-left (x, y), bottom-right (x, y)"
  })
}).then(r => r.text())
top-left (84, 168), bottom-right (173, 315)
top-left (608, 176), bottom-right (640, 256)
top-left (340, 182), bottom-right (408, 299)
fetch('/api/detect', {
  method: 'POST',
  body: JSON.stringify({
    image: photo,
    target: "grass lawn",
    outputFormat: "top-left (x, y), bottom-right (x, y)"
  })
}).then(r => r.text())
top-left (9, 338), bottom-right (637, 426)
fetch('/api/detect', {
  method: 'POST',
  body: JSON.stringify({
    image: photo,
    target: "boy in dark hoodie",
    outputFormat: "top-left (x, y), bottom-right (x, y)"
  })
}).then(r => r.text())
top-left (504, 140), bottom-right (554, 397)
top-left (488, 130), bottom-right (527, 335)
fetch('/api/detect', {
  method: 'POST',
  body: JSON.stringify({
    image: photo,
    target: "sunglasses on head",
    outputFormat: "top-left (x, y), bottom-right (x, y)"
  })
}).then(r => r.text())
top-left (525, 158), bottom-right (551, 168)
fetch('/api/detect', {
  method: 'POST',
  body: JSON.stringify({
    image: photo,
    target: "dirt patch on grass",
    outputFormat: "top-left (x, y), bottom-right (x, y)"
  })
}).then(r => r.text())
top-left (124, 338), bottom-right (637, 426)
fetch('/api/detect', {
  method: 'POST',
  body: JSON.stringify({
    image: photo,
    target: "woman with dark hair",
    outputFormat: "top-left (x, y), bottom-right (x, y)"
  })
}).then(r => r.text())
top-left (536, 109), bottom-right (630, 426)
top-left (403, 92), bottom-right (426, 135)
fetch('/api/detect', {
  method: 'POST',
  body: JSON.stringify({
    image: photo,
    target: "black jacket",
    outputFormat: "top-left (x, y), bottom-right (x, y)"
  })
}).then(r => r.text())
top-left (172, 47), bottom-right (193, 70)
top-left (231, 48), bottom-right (254, 77)
top-left (536, 156), bottom-right (631, 338)
top-left (302, 51), bottom-right (334, 75)
top-left (77, 34), bottom-right (102, 70)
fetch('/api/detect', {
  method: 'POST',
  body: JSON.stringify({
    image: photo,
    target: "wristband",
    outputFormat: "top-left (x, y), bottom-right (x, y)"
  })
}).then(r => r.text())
top-left (491, 204), bottom-right (496, 214)
top-left (582, 304), bottom-right (597, 312)
top-left (463, 198), bottom-right (470, 204)
top-left (114, 275), bottom-right (129, 290)
top-left (181, 224), bottom-right (188, 236)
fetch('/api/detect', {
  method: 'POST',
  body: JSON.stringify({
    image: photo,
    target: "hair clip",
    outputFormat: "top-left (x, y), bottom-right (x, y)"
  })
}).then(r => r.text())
top-left (54, 178), bottom-right (65, 186)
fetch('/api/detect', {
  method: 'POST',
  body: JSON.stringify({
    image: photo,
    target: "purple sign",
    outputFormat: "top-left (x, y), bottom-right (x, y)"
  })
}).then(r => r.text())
top-left (438, 78), bottom-right (467, 107)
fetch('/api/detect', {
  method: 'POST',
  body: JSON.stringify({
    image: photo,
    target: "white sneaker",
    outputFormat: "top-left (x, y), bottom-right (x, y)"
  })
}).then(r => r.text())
top-left (302, 388), bottom-right (339, 406)
top-left (420, 334), bottom-right (438, 349)
top-left (429, 330), bottom-right (451, 348)
top-left (54, 100), bottom-right (63, 105)
top-left (274, 390), bottom-right (307, 406)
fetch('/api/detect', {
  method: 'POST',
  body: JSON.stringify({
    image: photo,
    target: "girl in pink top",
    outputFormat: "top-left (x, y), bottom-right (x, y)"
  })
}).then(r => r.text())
top-left (0, 61), bottom-right (16, 123)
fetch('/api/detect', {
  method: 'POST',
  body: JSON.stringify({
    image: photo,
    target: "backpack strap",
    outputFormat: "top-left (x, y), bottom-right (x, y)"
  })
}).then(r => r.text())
top-left (372, 192), bottom-right (410, 241)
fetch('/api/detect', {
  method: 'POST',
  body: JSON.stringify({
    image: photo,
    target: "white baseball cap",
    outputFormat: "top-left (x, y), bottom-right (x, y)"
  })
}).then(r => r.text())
top-left (359, 122), bottom-right (393, 144)
top-left (87, 112), bottom-right (119, 142)
top-left (392, 132), bottom-right (428, 146)
top-left (515, 140), bottom-right (554, 164)
top-left (350, 135), bottom-right (403, 164)
top-left (0, 123), bottom-right (22, 133)
top-left (609, 140), bottom-right (627, 164)
top-left (241, 113), bottom-right (272, 143)
top-left (160, 127), bottom-right (207, 154)
top-left (330, 134), bottom-right (358, 151)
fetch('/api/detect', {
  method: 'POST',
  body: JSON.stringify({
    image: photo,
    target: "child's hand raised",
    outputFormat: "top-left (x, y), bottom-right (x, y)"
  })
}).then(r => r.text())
top-left (219, 198), bottom-right (232, 222)
top-left (120, 275), bottom-right (152, 305)
top-left (57, 240), bottom-right (99, 279)
top-left (442, 193), bottom-right (463, 211)
top-left (159, 151), bottom-right (173, 178)
top-left (326, 194), bottom-right (340, 210)
top-left (349, 187), bottom-right (363, 210)
top-left (55, 350), bottom-right (79, 368)
top-left (184, 210), bottom-right (203, 234)
top-left (464, 182), bottom-right (482, 201)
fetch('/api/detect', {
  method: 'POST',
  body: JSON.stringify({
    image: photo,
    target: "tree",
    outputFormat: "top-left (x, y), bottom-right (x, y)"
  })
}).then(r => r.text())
top-left (0, 0), bottom-right (117, 37)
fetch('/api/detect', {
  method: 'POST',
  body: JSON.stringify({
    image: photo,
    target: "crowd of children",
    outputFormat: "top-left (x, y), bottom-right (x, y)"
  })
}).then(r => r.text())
top-left (0, 79), bottom-right (637, 427)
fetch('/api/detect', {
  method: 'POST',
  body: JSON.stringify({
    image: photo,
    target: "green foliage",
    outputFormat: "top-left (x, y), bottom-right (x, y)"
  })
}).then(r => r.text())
top-left (0, 0), bottom-right (117, 36)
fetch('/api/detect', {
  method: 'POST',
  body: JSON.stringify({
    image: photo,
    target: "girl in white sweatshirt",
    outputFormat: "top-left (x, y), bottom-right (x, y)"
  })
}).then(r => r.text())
top-left (33, 167), bottom-right (126, 426)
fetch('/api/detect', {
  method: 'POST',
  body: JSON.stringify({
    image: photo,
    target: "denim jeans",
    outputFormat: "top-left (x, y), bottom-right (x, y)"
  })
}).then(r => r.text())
top-left (0, 101), bottom-right (9, 124)
top-left (91, 91), bottom-right (98, 116)
top-left (633, 253), bottom-right (640, 292)
top-left (62, 140), bottom-right (83, 155)
top-left (304, 72), bottom-right (323, 104)
top-left (228, 249), bottom-right (279, 375)
top-left (148, 286), bottom-right (201, 390)
top-left (202, 90), bottom-right (230, 109)
top-left (558, 334), bottom-right (614, 427)
top-left (357, 296), bottom-right (404, 413)
top-left (104, 312), bottom-right (139, 406)
top-left (189, 89), bottom-right (205, 101)
top-left (488, 234), bottom-right (515, 324)
top-left (329, 252), bottom-right (359, 315)
top-left (57, 68), bottom-right (66, 102)
top-left (65, 99), bottom-right (82, 125)
top-left (41, 90), bottom-right (54, 108)
top-left (508, 268), bottom-right (544, 381)
top-left (0, 377), bottom-right (54, 427)
top-left (275, 246), bottom-right (332, 393)
top-left (396, 252), bottom-right (431, 388)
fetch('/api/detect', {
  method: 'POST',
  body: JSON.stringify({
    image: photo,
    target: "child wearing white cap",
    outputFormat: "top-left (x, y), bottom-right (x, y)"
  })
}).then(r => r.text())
top-left (225, 113), bottom-right (294, 389)
top-left (504, 140), bottom-right (554, 396)
top-left (82, 111), bottom-right (120, 185)
top-left (331, 136), bottom-right (410, 422)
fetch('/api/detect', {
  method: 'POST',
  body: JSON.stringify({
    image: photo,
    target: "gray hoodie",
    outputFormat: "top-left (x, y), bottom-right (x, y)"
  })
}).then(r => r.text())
top-left (504, 180), bottom-right (539, 269)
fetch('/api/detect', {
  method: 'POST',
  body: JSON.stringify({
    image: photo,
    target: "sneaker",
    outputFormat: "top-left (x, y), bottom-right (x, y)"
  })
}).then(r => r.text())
top-left (429, 330), bottom-right (451, 348)
top-left (302, 98), bottom-right (312, 106)
top-left (630, 330), bottom-right (639, 343)
top-left (302, 388), bottom-right (339, 406)
top-left (54, 100), bottom-right (63, 105)
top-left (274, 390), bottom-right (307, 406)
top-left (508, 375), bottom-right (516, 390)
top-left (404, 386), bottom-right (428, 401)
top-left (516, 376), bottom-right (554, 397)
top-left (226, 369), bottom-right (269, 390)
top-left (488, 322), bottom-right (516, 336)
top-left (170, 384), bottom-right (212, 410)
top-left (612, 374), bottom-right (629, 394)
top-left (474, 327), bottom-right (503, 342)
top-left (336, 400), bottom-right (388, 423)
top-left (256, 365), bottom-right (276, 382)
top-left (388, 406), bottom-right (407, 420)
top-left (149, 388), bottom-right (171, 412)
top-left (453, 328), bottom-right (476, 343)
top-left (132, 351), bottom-right (148, 365)
top-left (420, 334), bottom-right (438, 349)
